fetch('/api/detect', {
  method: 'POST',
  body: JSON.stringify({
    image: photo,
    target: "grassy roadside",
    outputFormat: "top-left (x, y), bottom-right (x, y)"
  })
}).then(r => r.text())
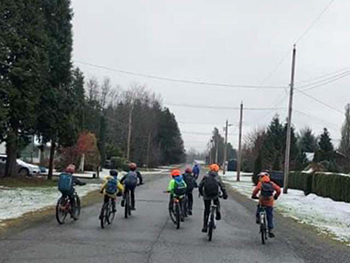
top-left (0, 177), bottom-right (58, 188)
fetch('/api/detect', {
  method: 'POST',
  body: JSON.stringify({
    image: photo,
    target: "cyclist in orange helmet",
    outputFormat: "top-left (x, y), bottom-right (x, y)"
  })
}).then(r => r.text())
top-left (199, 164), bottom-right (227, 233)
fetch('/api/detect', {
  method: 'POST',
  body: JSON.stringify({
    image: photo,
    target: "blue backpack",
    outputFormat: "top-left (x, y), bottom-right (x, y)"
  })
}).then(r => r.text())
top-left (58, 173), bottom-right (74, 195)
top-left (106, 177), bottom-right (117, 195)
top-left (174, 177), bottom-right (187, 196)
top-left (124, 171), bottom-right (138, 188)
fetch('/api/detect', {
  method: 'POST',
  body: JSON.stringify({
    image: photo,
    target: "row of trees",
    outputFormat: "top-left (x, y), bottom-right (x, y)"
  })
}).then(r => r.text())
top-left (207, 128), bottom-right (237, 165)
top-left (0, 0), bottom-right (185, 178)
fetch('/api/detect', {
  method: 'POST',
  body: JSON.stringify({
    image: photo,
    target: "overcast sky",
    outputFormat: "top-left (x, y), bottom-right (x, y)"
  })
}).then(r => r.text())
top-left (71, 0), bottom-right (349, 152)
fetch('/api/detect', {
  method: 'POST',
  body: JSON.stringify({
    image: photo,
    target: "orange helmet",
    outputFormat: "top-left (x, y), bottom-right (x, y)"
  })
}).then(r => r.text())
top-left (129, 163), bottom-right (137, 170)
top-left (66, 164), bottom-right (76, 174)
top-left (258, 172), bottom-right (270, 182)
top-left (209, 164), bottom-right (219, 172)
top-left (171, 169), bottom-right (181, 177)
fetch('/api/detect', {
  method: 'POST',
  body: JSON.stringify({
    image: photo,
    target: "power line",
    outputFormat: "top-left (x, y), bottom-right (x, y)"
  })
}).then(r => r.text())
top-left (294, 109), bottom-right (340, 132)
top-left (298, 70), bottom-right (350, 91)
top-left (296, 66), bottom-right (350, 86)
top-left (296, 89), bottom-right (344, 115)
top-left (294, 0), bottom-right (337, 44)
top-left (166, 102), bottom-right (284, 111)
top-left (75, 60), bottom-right (285, 90)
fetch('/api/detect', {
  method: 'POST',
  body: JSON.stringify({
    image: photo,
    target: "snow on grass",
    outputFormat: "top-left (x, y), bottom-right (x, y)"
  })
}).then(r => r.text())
top-left (0, 183), bottom-right (100, 222)
top-left (220, 171), bottom-right (350, 244)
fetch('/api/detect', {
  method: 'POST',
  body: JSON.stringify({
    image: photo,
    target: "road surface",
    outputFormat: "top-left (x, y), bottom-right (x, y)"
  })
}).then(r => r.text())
top-left (0, 172), bottom-right (349, 263)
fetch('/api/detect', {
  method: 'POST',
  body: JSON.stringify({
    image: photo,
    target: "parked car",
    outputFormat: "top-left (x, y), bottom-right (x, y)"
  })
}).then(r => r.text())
top-left (0, 155), bottom-right (41, 176)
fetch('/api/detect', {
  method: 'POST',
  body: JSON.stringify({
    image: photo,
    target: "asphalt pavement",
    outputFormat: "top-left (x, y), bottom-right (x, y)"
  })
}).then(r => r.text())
top-left (0, 171), bottom-right (349, 263)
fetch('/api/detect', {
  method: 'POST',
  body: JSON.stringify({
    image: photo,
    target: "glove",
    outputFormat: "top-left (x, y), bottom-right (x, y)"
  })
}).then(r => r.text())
top-left (274, 194), bottom-right (278, 200)
top-left (251, 195), bottom-right (259, 200)
top-left (117, 192), bottom-right (122, 197)
top-left (223, 194), bottom-right (228, 200)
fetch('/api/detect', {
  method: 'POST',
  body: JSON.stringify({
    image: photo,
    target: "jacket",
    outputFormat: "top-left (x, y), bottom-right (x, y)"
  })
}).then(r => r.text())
top-left (252, 176), bottom-right (281, 207)
top-left (167, 177), bottom-right (187, 196)
top-left (101, 175), bottom-right (124, 198)
top-left (199, 172), bottom-right (227, 200)
top-left (182, 172), bottom-right (197, 192)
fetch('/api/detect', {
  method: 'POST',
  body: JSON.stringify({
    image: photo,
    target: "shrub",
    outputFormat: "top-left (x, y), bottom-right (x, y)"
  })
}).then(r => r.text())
top-left (289, 172), bottom-right (313, 195)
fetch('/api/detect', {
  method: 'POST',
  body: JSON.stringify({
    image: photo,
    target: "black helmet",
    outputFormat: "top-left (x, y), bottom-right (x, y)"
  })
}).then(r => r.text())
top-left (110, 169), bottom-right (118, 177)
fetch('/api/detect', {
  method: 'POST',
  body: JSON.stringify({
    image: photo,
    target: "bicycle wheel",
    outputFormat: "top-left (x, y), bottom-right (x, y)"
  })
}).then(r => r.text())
top-left (107, 200), bottom-right (116, 225)
top-left (56, 196), bottom-right (68, 224)
top-left (175, 202), bottom-right (181, 229)
top-left (260, 214), bottom-right (266, 245)
top-left (124, 193), bottom-right (129, 219)
top-left (100, 202), bottom-right (108, 229)
top-left (169, 201), bottom-right (177, 224)
top-left (73, 194), bottom-right (81, 220)
top-left (208, 212), bottom-right (214, 241)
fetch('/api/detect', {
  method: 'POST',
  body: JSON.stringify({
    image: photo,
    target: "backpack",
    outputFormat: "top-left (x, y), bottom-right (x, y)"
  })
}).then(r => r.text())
top-left (106, 177), bottom-right (117, 195)
top-left (204, 175), bottom-right (219, 198)
top-left (58, 173), bottom-right (74, 195)
top-left (124, 171), bottom-right (138, 188)
top-left (261, 182), bottom-right (274, 197)
top-left (183, 173), bottom-right (195, 191)
top-left (174, 178), bottom-right (187, 196)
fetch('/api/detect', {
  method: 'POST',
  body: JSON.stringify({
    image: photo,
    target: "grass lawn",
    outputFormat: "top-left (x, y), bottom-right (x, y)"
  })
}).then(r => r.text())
top-left (0, 177), bottom-right (57, 188)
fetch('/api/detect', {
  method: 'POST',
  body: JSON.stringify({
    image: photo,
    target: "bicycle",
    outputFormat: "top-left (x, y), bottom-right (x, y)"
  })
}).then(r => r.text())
top-left (124, 189), bottom-right (132, 219)
top-left (56, 191), bottom-right (81, 224)
top-left (258, 204), bottom-right (268, 244)
top-left (165, 191), bottom-right (184, 229)
top-left (206, 194), bottom-right (222, 241)
top-left (99, 196), bottom-right (116, 229)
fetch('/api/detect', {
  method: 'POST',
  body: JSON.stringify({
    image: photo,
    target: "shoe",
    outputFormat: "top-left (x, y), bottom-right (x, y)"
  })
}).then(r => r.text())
top-left (181, 217), bottom-right (184, 222)
top-left (121, 200), bottom-right (125, 207)
top-left (256, 218), bottom-right (260, 224)
top-left (215, 213), bottom-right (221, 221)
top-left (202, 227), bottom-right (208, 233)
top-left (188, 210), bottom-right (192, 216)
top-left (268, 231), bottom-right (275, 238)
top-left (112, 209), bottom-right (117, 213)
top-left (131, 207), bottom-right (136, 211)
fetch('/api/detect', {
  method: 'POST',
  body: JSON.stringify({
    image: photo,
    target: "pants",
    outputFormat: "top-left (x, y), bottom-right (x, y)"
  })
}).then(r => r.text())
top-left (256, 206), bottom-right (274, 230)
top-left (186, 192), bottom-right (193, 211)
top-left (203, 198), bottom-right (220, 226)
top-left (124, 186), bottom-right (136, 208)
top-left (194, 173), bottom-right (199, 180)
top-left (104, 195), bottom-right (116, 210)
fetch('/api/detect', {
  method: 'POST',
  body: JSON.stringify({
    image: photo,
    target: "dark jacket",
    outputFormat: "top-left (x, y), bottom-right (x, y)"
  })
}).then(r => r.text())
top-left (120, 170), bottom-right (143, 185)
top-left (199, 172), bottom-right (227, 200)
top-left (182, 172), bottom-right (197, 192)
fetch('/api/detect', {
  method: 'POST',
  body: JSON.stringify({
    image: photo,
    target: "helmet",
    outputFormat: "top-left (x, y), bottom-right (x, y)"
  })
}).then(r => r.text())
top-left (66, 164), bottom-right (76, 174)
top-left (171, 169), bottom-right (181, 178)
top-left (258, 172), bottom-right (270, 178)
top-left (209, 164), bottom-right (219, 172)
top-left (185, 167), bottom-right (192, 173)
top-left (110, 169), bottom-right (118, 177)
top-left (129, 163), bottom-right (137, 171)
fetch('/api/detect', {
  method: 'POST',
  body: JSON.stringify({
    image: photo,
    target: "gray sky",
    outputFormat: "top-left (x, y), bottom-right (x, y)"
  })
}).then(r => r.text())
top-left (71, 0), bottom-right (349, 152)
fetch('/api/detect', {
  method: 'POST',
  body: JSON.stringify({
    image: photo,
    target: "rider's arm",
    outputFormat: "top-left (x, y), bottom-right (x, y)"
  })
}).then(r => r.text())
top-left (120, 174), bottom-right (126, 184)
top-left (167, 179), bottom-right (175, 193)
top-left (73, 176), bottom-right (85, 186)
top-left (100, 179), bottom-right (108, 193)
top-left (117, 181), bottom-right (124, 193)
top-left (137, 171), bottom-right (143, 184)
top-left (252, 182), bottom-right (262, 198)
top-left (198, 177), bottom-right (206, 196)
top-left (272, 182), bottom-right (281, 198)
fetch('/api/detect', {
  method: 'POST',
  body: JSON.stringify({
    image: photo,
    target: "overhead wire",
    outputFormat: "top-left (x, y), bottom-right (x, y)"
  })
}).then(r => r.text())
top-left (166, 102), bottom-right (284, 111)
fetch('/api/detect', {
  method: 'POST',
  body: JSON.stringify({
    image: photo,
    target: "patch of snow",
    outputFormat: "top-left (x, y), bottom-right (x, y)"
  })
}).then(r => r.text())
top-left (0, 184), bottom-right (100, 222)
top-left (221, 173), bottom-right (350, 244)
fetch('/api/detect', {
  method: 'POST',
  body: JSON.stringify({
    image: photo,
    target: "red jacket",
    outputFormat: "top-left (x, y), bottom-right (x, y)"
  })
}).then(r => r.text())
top-left (252, 177), bottom-right (281, 207)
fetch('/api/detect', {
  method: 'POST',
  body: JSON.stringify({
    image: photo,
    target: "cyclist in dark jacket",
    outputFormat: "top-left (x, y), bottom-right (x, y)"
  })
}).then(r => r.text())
top-left (120, 163), bottom-right (143, 210)
top-left (199, 164), bottom-right (227, 233)
top-left (182, 167), bottom-right (198, 216)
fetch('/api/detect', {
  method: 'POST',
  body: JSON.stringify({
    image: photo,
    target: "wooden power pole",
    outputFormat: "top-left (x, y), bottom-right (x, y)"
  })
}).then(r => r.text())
top-left (223, 120), bottom-right (228, 174)
top-left (237, 102), bottom-right (243, 182)
top-left (126, 106), bottom-right (133, 161)
top-left (283, 45), bottom-right (297, 194)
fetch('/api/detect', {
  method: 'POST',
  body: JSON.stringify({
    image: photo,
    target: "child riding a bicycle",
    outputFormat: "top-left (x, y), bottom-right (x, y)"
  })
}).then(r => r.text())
top-left (100, 170), bottom-right (124, 213)
top-left (251, 172), bottom-right (281, 238)
top-left (166, 170), bottom-right (187, 212)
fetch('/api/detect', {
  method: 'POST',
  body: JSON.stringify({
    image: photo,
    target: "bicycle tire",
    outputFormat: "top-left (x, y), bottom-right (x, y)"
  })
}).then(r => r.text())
top-left (124, 192), bottom-right (129, 219)
top-left (56, 196), bottom-right (68, 225)
top-left (169, 201), bottom-right (177, 224)
top-left (175, 202), bottom-right (181, 229)
top-left (73, 194), bottom-right (81, 220)
top-left (107, 200), bottom-right (116, 225)
top-left (100, 202), bottom-right (108, 229)
top-left (260, 214), bottom-right (267, 245)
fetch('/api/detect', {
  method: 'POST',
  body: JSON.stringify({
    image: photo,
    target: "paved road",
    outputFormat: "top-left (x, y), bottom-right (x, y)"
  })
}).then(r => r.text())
top-left (1, 173), bottom-right (349, 263)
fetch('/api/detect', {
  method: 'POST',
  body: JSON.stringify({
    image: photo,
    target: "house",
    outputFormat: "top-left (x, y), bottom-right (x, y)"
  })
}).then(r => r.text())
top-left (21, 136), bottom-right (51, 164)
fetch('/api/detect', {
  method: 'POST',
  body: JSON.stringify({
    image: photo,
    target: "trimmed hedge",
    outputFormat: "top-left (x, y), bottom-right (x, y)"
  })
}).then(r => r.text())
top-left (289, 171), bottom-right (350, 203)
top-left (289, 172), bottom-right (313, 195)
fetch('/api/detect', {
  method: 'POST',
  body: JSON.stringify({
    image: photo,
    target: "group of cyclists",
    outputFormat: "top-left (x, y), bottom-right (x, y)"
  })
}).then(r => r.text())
top-left (57, 162), bottom-right (280, 238)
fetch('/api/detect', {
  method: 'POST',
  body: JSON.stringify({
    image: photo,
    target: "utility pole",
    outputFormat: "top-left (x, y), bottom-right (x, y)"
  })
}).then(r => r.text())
top-left (209, 139), bottom-right (213, 164)
top-left (146, 132), bottom-right (151, 168)
top-left (283, 45), bottom-right (297, 194)
top-left (215, 132), bottom-right (219, 164)
top-left (237, 102), bottom-right (243, 182)
top-left (223, 120), bottom-right (228, 174)
top-left (126, 106), bottom-right (133, 161)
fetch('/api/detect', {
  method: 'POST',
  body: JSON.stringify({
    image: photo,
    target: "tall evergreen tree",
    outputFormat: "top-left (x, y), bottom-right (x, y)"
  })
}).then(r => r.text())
top-left (315, 128), bottom-right (334, 162)
top-left (339, 104), bottom-right (350, 159)
top-left (0, 0), bottom-right (48, 177)
top-left (299, 127), bottom-right (318, 153)
top-left (38, 0), bottom-right (74, 179)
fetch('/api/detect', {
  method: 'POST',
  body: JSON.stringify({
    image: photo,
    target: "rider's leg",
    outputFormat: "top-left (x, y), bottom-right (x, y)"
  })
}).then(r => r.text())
top-left (112, 197), bottom-right (116, 212)
top-left (214, 198), bottom-right (221, 220)
top-left (266, 206), bottom-right (275, 236)
top-left (121, 188), bottom-right (127, 207)
top-left (256, 205), bottom-right (261, 224)
top-left (202, 199), bottom-right (211, 232)
top-left (187, 192), bottom-right (193, 214)
top-left (69, 192), bottom-right (76, 219)
top-left (130, 187), bottom-right (136, 210)
top-left (168, 194), bottom-right (173, 210)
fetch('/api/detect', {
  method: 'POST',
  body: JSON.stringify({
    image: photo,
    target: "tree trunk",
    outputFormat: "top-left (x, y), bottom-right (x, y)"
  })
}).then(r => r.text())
top-left (5, 127), bottom-right (18, 178)
top-left (48, 141), bottom-right (56, 180)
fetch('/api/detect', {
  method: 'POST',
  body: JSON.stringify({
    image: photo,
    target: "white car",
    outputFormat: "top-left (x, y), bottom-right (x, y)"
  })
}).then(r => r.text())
top-left (0, 155), bottom-right (41, 176)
